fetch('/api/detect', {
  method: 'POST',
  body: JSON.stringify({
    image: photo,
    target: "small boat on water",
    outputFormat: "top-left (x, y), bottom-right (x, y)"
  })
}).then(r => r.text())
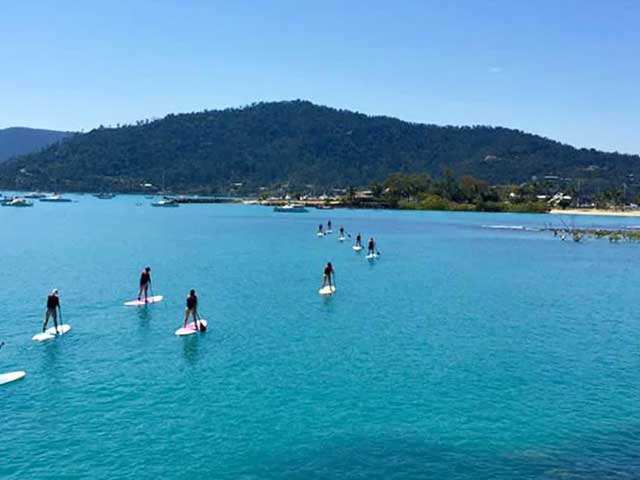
top-left (24, 192), bottom-right (48, 199)
top-left (94, 193), bottom-right (115, 199)
top-left (315, 205), bottom-right (334, 210)
top-left (40, 194), bottom-right (72, 203)
top-left (1, 197), bottom-right (33, 207)
top-left (151, 198), bottom-right (179, 207)
top-left (274, 204), bottom-right (308, 213)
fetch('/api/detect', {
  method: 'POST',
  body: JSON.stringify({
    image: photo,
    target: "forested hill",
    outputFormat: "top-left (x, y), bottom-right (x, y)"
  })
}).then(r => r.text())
top-left (0, 101), bottom-right (637, 193)
top-left (0, 127), bottom-right (75, 163)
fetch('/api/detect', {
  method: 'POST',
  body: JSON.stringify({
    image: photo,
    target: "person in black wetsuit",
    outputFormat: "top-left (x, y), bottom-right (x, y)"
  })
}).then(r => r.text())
top-left (327, 220), bottom-right (332, 231)
top-left (339, 226), bottom-right (345, 237)
top-left (367, 237), bottom-right (376, 255)
top-left (183, 289), bottom-right (200, 330)
top-left (137, 267), bottom-right (151, 301)
top-left (318, 224), bottom-right (324, 235)
top-left (42, 289), bottom-right (60, 333)
top-left (355, 233), bottom-right (362, 247)
top-left (321, 262), bottom-right (334, 288)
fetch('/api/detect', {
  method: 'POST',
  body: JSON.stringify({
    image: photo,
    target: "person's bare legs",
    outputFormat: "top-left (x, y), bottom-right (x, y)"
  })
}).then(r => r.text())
top-left (52, 310), bottom-right (59, 334)
top-left (42, 310), bottom-right (50, 333)
top-left (192, 310), bottom-right (199, 331)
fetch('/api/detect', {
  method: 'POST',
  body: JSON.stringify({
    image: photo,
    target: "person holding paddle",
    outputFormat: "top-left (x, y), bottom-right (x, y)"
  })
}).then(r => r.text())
top-left (41, 289), bottom-right (61, 334)
top-left (183, 289), bottom-right (201, 331)
top-left (321, 262), bottom-right (335, 289)
top-left (355, 233), bottom-right (362, 247)
top-left (367, 237), bottom-right (376, 255)
top-left (137, 267), bottom-right (151, 302)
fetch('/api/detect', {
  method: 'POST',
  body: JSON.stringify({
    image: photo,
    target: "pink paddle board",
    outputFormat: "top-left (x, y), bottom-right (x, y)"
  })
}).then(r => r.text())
top-left (124, 295), bottom-right (163, 306)
top-left (175, 319), bottom-right (208, 336)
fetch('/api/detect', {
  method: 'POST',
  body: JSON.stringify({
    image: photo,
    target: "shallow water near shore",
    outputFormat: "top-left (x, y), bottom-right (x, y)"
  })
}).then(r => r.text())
top-left (1, 196), bottom-right (639, 479)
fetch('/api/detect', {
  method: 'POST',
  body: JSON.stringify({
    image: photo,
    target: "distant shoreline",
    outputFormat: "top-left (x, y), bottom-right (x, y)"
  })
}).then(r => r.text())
top-left (550, 208), bottom-right (640, 217)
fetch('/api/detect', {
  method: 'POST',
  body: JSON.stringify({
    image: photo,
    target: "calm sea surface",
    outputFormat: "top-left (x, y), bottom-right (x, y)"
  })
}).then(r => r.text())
top-left (1, 195), bottom-right (639, 479)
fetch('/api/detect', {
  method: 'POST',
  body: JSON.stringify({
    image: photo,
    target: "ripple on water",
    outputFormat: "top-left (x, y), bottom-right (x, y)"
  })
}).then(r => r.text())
top-left (0, 202), bottom-right (639, 479)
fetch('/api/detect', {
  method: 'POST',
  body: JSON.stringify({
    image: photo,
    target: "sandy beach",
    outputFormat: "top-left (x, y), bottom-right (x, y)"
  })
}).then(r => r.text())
top-left (550, 208), bottom-right (640, 217)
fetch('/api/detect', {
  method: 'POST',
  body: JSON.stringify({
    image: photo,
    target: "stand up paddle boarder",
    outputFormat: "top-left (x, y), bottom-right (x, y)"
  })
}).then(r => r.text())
top-left (42, 289), bottom-right (61, 334)
top-left (318, 224), bottom-right (324, 235)
top-left (367, 237), bottom-right (376, 255)
top-left (137, 267), bottom-right (151, 302)
top-left (327, 220), bottom-right (332, 231)
top-left (183, 289), bottom-right (200, 331)
top-left (355, 233), bottom-right (362, 247)
top-left (321, 262), bottom-right (335, 289)
top-left (339, 226), bottom-right (345, 237)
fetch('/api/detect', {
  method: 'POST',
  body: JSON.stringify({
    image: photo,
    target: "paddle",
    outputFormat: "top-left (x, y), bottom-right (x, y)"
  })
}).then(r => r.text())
top-left (0, 341), bottom-right (4, 351)
top-left (57, 305), bottom-right (63, 334)
top-left (149, 281), bottom-right (155, 301)
top-left (195, 309), bottom-right (206, 331)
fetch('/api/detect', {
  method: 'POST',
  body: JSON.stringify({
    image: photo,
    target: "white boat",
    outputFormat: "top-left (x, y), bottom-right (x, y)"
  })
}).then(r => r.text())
top-left (151, 198), bottom-right (179, 207)
top-left (24, 192), bottom-right (48, 199)
top-left (40, 194), bottom-right (72, 203)
top-left (274, 204), bottom-right (308, 213)
top-left (1, 197), bottom-right (33, 207)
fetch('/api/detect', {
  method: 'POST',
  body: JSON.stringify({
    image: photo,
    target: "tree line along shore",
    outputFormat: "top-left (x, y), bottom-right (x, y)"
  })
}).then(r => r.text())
top-left (257, 171), bottom-right (640, 215)
top-left (5, 170), bottom-right (639, 216)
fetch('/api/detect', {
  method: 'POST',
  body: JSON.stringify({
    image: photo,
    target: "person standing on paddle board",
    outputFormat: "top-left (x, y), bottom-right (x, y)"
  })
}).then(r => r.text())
top-left (42, 289), bottom-right (60, 333)
top-left (355, 233), bottom-right (362, 247)
top-left (327, 220), bottom-right (332, 230)
top-left (321, 262), bottom-right (334, 289)
top-left (318, 224), bottom-right (324, 235)
top-left (367, 238), bottom-right (376, 255)
top-left (183, 289), bottom-right (200, 330)
top-left (339, 226), bottom-right (345, 237)
top-left (137, 267), bottom-right (151, 302)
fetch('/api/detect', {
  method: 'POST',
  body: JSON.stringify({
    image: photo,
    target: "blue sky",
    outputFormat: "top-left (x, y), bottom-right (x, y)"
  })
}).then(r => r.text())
top-left (1, 1), bottom-right (638, 153)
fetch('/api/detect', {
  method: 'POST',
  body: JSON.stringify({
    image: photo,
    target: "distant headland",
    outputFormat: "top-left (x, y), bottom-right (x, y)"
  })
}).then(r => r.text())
top-left (1, 101), bottom-right (638, 213)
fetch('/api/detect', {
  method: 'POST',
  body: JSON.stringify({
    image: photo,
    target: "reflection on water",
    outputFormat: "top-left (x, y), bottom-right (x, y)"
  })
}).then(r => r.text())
top-left (42, 340), bottom-right (62, 370)
top-left (181, 334), bottom-right (201, 365)
top-left (136, 305), bottom-right (153, 324)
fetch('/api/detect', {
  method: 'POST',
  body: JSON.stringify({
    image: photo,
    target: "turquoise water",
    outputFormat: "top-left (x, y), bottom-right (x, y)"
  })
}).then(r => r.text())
top-left (1, 196), bottom-right (639, 479)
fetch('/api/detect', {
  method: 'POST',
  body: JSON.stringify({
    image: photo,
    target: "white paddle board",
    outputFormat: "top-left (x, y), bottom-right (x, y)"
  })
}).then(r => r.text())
top-left (366, 253), bottom-right (380, 260)
top-left (124, 295), bottom-right (163, 306)
top-left (326, 229), bottom-right (333, 234)
top-left (352, 245), bottom-right (363, 251)
top-left (318, 285), bottom-right (336, 296)
top-left (32, 324), bottom-right (71, 342)
top-left (317, 232), bottom-right (324, 237)
top-left (0, 371), bottom-right (26, 386)
top-left (338, 236), bottom-right (345, 242)
top-left (175, 319), bottom-right (208, 336)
